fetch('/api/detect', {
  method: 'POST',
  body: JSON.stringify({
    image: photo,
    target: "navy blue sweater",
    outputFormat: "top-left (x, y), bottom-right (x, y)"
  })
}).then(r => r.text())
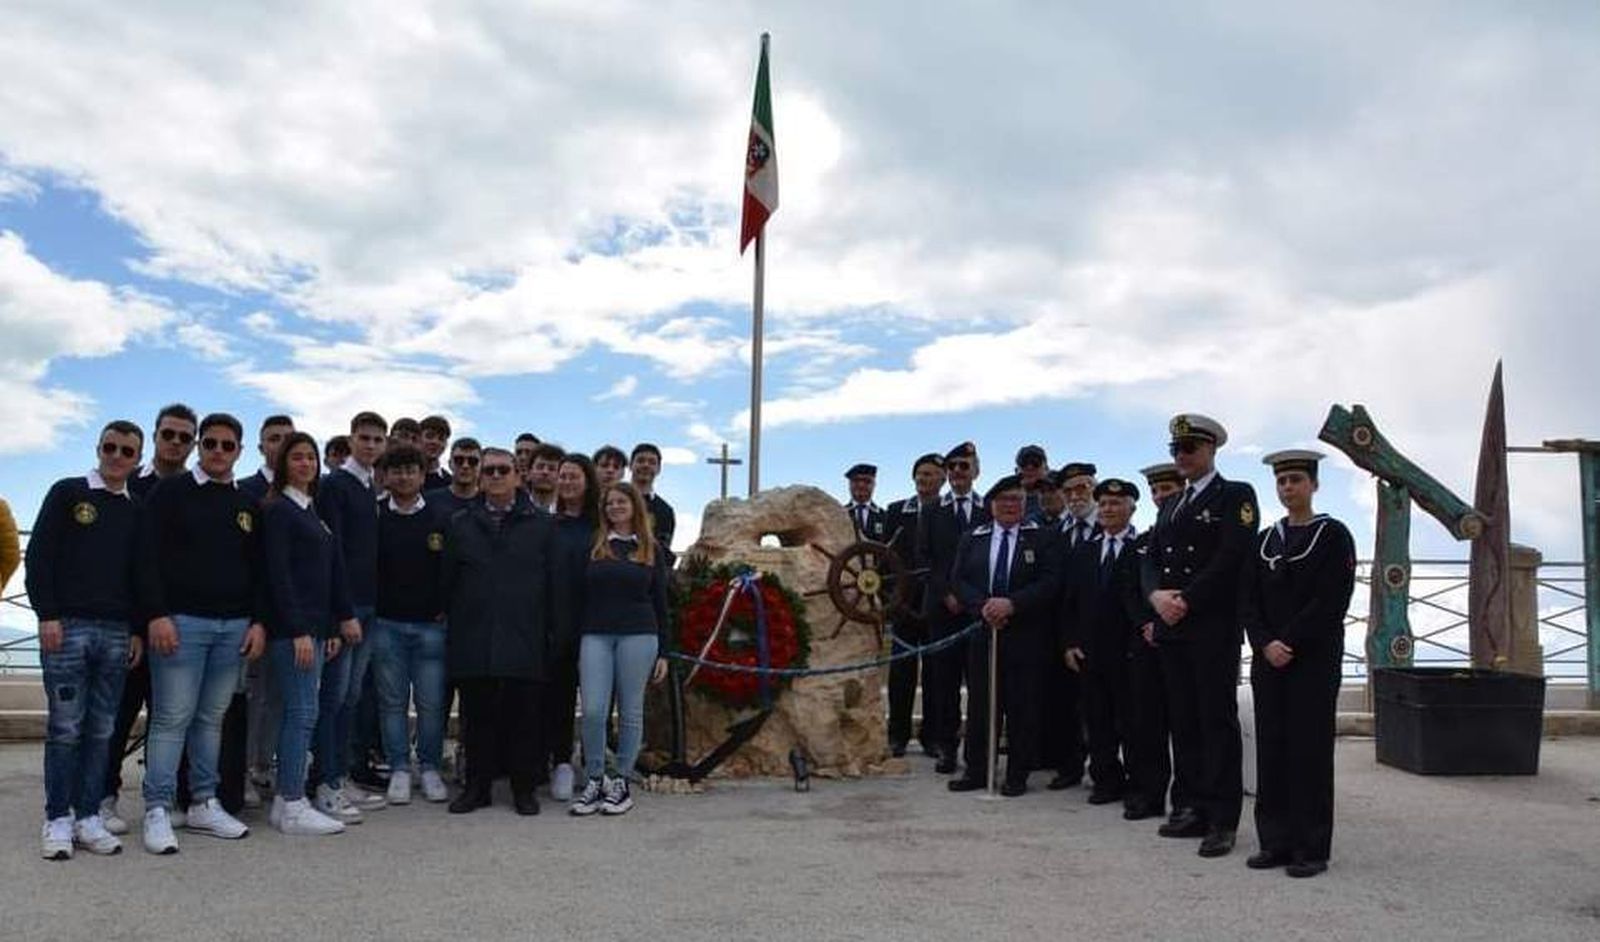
top-left (25, 476), bottom-right (141, 623)
top-left (375, 500), bottom-right (449, 622)
top-left (262, 494), bottom-right (353, 640)
top-left (315, 465), bottom-right (379, 608)
top-left (137, 472), bottom-right (265, 621)
top-left (580, 537), bottom-right (671, 646)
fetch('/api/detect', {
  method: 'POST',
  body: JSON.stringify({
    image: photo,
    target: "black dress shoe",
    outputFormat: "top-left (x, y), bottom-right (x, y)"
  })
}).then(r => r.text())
top-left (1247, 850), bottom-right (1292, 870)
top-left (1123, 802), bottom-right (1163, 821)
top-left (1198, 828), bottom-right (1237, 858)
top-left (448, 784), bottom-right (492, 814)
top-left (934, 748), bottom-right (958, 775)
top-left (1158, 812), bottom-right (1208, 838)
top-left (889, 740), bottom-right (908, 758)
top-left (1000, 778), bottom-right (1028, 798)
top-left (512, 790), bottom-right (541, 816)
top-left (350, 765), bottom-right (390, 791)
top-left (1046, 772), bottom-right (1083, 791)
top-left (1087, 788), bottom-right (1122, 805)
top-left (947, 776), bottom-right (985, 793)
top-left (1286, 859), bottom-right (1328, 879)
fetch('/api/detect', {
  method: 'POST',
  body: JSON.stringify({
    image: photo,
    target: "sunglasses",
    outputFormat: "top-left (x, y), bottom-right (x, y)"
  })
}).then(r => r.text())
top-left (947, 460), bottom-right (972, 471)
top-left (481, 465), bottom-right (514, 477)
top-left (451, 454), bottom-right (481, 467)
top-left (1168, 440), bottom-right (1201, 457)
top-left (159, 428), bottom-right (195, 445)
top-left (100, 441), bottom-right (138, 460)
top-left (201, 437), bottom-right (239, 453)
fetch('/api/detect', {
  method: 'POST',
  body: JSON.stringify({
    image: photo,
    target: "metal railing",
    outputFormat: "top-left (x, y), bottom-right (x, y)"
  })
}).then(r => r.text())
top-left (1, 528), bottom-right (1592, 685)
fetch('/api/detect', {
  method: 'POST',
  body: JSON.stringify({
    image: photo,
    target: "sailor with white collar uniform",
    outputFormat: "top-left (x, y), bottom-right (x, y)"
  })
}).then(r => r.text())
top-left (1239, 449), bottom-right (1355, 880)
top-left (1142, 413), bottom-right (1257, 859)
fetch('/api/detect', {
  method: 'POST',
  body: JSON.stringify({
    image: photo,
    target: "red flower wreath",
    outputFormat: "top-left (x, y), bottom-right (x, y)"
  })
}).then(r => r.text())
top-left (674, 564), bottom-right (812, 709)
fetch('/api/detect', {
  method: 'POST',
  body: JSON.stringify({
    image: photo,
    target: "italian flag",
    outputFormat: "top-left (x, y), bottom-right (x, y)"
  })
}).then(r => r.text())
top-left (740, 34), bottom-right (778, 255)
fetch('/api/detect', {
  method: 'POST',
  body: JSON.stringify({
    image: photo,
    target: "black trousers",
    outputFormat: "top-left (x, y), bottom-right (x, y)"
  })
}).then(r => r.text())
top-left (1159, 636), bottom-right (1242, 830)
top-left (886, 616), bottom-right (927, 747)
top-left (1081, 654), bottom-right (1130, 792)
top-left (1038, 659), bottom-right (1085, 776)
top-left (1251, 644), bottom-right (1340, 862)
top-left (458, 677), bottom-right (544, 793)
top-left (1126, 642), bottom-right (1179, 813)
top-left (216, 692), bottom-right (248, 813)
top-left (543, 643), bottom-right (579, 768)
top-left (921, 609), bottom-right (968, 751)
top-left (961, 627), bottom-right (1043, 781)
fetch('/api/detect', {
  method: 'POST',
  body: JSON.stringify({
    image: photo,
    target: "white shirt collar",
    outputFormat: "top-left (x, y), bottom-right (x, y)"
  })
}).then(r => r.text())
top-left (341, 457), bottom-right (374, 489)
top-left (138, 464), bottom-right (160, 479)
top-left (86, 469), bottom-right (131, 498)
top-left (192, 464), bottom-right (236, 487)
top-left (608, 530), bottom-right (639, 543)
top-left (258, 465), bottom-right (275, 483)
top-left (387, 493), bottom-right (426, 515)
top-left (284, 486), bottom-right (313, 510)
top-left (1186, 469), bottom-right (1219, 496)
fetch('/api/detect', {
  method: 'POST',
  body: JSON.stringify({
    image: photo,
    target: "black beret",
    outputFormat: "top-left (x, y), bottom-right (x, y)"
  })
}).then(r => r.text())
top-left (912, 452), bottom-right (945, 473)
top-left (984, 474), bottom-right (1025, 503)
top-left (845, 463), bottom-right (878, 479)
top-left (1093, 478), bottom-right (1140, 502)
top-left (944, 441), bottom-right (977, 462)
top-left (1058, 461), bottom-right (1097, 481)
top-left (1015, 444), bottom-right (1047, 465)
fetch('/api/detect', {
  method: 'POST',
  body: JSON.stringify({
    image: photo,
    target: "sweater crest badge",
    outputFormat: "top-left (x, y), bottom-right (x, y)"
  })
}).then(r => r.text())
top-left (427, 532), bottom-right (444, 552)
top-left (236, 511), bottom-right (253, 534)
top-left (72, 502), bottom-right (97, 525)
top-left (1240, 502), bottom-right (1256, 526)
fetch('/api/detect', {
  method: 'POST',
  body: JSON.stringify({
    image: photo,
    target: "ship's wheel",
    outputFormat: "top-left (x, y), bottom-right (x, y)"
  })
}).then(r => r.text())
top-left (804, 539), bottom-right (913, 639)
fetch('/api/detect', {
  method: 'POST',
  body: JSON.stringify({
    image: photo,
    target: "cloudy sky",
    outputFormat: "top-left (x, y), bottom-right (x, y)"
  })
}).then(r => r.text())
top-left (1, 1), bottom-right (1595, 569)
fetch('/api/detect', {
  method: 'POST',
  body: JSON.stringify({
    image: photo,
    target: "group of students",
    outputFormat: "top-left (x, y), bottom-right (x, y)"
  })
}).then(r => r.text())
top-left (846, 413), bottom-right (1356, 878)
top-left (25, 404), bottom-right (676, 859)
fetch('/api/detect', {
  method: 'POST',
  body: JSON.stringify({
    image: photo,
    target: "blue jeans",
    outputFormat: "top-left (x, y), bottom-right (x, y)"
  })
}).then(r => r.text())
top-left (578, 633), bottom-right (658, 782)
top-left (371, 619), bottom-right (447, 772)
top-left (41, 620), bottom-right (129, 819)
top-left (143, 615), bottom-right (247, 810)
top-left (312, 634), bottom-right (354, 789)
top-left (268, 638), bottom-right (322, 801)
top-left (344, 607), bottom-right (376, 768)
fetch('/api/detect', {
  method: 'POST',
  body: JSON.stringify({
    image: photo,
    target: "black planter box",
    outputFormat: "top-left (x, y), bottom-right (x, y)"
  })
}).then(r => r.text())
top-left (1372, 667), bottom-right (1545, 775)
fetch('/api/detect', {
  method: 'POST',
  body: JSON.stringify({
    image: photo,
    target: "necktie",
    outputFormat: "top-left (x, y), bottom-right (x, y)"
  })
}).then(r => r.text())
top-left (957, 496), bottom-right (969, 527)
top-left (1076, 520), bottom-right (1090, 545)
top-left (991, 529), bottom-right (1011, 595)
top-left (1173, 484), bottom-right (1194, 515)
top-left (856, 505), bottom-right (866, 532)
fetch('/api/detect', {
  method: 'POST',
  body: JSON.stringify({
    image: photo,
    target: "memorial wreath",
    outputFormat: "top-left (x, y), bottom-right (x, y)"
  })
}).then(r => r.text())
top-left (672, 560), bottom-right (812, 709)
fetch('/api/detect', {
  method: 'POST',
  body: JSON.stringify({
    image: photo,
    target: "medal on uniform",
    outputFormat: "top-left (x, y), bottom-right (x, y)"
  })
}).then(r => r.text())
top-left (427, 532), bottom-right (444, 552)
top-left (1023, 549), bottom-right (1035, 564)
top-left (73, 502), bottom-right (97, 525)
top-left (1240, 502), bottom-right (1256, 526)
top-left (236, 511), bottom-right (253, 533)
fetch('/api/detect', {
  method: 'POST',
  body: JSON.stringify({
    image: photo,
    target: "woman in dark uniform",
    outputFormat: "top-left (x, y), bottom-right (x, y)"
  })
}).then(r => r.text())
top-left (1239, 449), bottom-right (1356, 878)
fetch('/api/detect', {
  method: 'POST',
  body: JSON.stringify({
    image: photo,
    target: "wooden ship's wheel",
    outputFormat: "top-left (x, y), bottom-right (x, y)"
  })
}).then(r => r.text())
top-left (804, 539), bottom-right (913, 639)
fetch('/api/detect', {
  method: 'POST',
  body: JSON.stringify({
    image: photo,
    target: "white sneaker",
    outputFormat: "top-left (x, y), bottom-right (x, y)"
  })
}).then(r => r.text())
top-left (420, 770), bottom-right (448, 803)
top-left (243, 780), bottom-right (263, 809)
top-left (570, 777), bottom-right (604, 816)
top-left (278, 797), bottom-right (346, 836)
top-left (41, 816), bottom-right (74, 861)
top-left (315, 784), bottom-right (363, 824)
top-left (142, 807), bottom-right (179, 855)
top-left (387, 769), bottom-right (412, 805)
top-left (344, 782), bottom-right (387, 811)
top-left (168, 808), bottom-right (187, 829)
top-left (185, 798), bottom-right (249, 839)
top-left (73, 815), bottom-right (123, 855)
top-left (99, 796), bottom-right (129, 836)
top-left (552, 763), bottom-right (575, 802)
top-left (600, 776), bottom-right (634, 816)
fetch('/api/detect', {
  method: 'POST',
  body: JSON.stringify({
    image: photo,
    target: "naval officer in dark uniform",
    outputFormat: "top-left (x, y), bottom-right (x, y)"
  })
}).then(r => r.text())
top-left (918, 441), bottom-right (989, 775)
top-left (1240, 450), bottom-right (1356, 879)
top-left (842, 463), bottom-right (888, 542)
top-left (883, 453), bottom-right (946, 757)
top-left (1120, 462), bottom-right (1187, 821)
top-left (1142, 413), bottom-right (1257, 858)
top-left (946, 475), bottom-right (1060, 796)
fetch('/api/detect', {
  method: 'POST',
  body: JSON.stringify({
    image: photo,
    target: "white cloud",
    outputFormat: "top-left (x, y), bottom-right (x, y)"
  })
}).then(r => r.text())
top-left (658, 446), bottom-right (697, 466)
top-left (0, 231), bottom-right (169, 452)
top-left (592, 374), bottom-right (638, 401)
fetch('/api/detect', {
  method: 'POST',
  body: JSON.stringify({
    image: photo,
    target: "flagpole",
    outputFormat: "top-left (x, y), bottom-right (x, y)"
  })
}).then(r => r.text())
top-left (749, 229), bottom-right (765, 497)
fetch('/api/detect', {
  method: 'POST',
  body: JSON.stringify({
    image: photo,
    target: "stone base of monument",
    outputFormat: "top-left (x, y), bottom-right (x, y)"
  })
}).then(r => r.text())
top-left (643, 485), bottom-right (904, 779)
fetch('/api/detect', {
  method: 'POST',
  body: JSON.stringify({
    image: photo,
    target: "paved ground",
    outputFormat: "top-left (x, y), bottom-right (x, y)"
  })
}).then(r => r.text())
top-left (1, 739), bottom-right (1598, 941)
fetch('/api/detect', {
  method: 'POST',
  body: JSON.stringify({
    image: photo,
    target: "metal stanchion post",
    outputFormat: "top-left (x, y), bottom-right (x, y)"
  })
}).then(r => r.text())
top-left (986, 624), bottom-right (999, 796)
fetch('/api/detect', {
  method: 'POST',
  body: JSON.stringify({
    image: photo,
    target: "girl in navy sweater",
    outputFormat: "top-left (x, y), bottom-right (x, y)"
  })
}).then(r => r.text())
top-left (261, 432), bottom-right (358, 835)
top-left (546, 455), bottom-right (600, 802)
top-left (570, 482), bottom-right (670, 817)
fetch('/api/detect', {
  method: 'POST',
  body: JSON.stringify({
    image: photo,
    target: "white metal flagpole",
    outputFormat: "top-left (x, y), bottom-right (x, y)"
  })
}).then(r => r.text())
top-left (749, 230), bottom-right (764, 497)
